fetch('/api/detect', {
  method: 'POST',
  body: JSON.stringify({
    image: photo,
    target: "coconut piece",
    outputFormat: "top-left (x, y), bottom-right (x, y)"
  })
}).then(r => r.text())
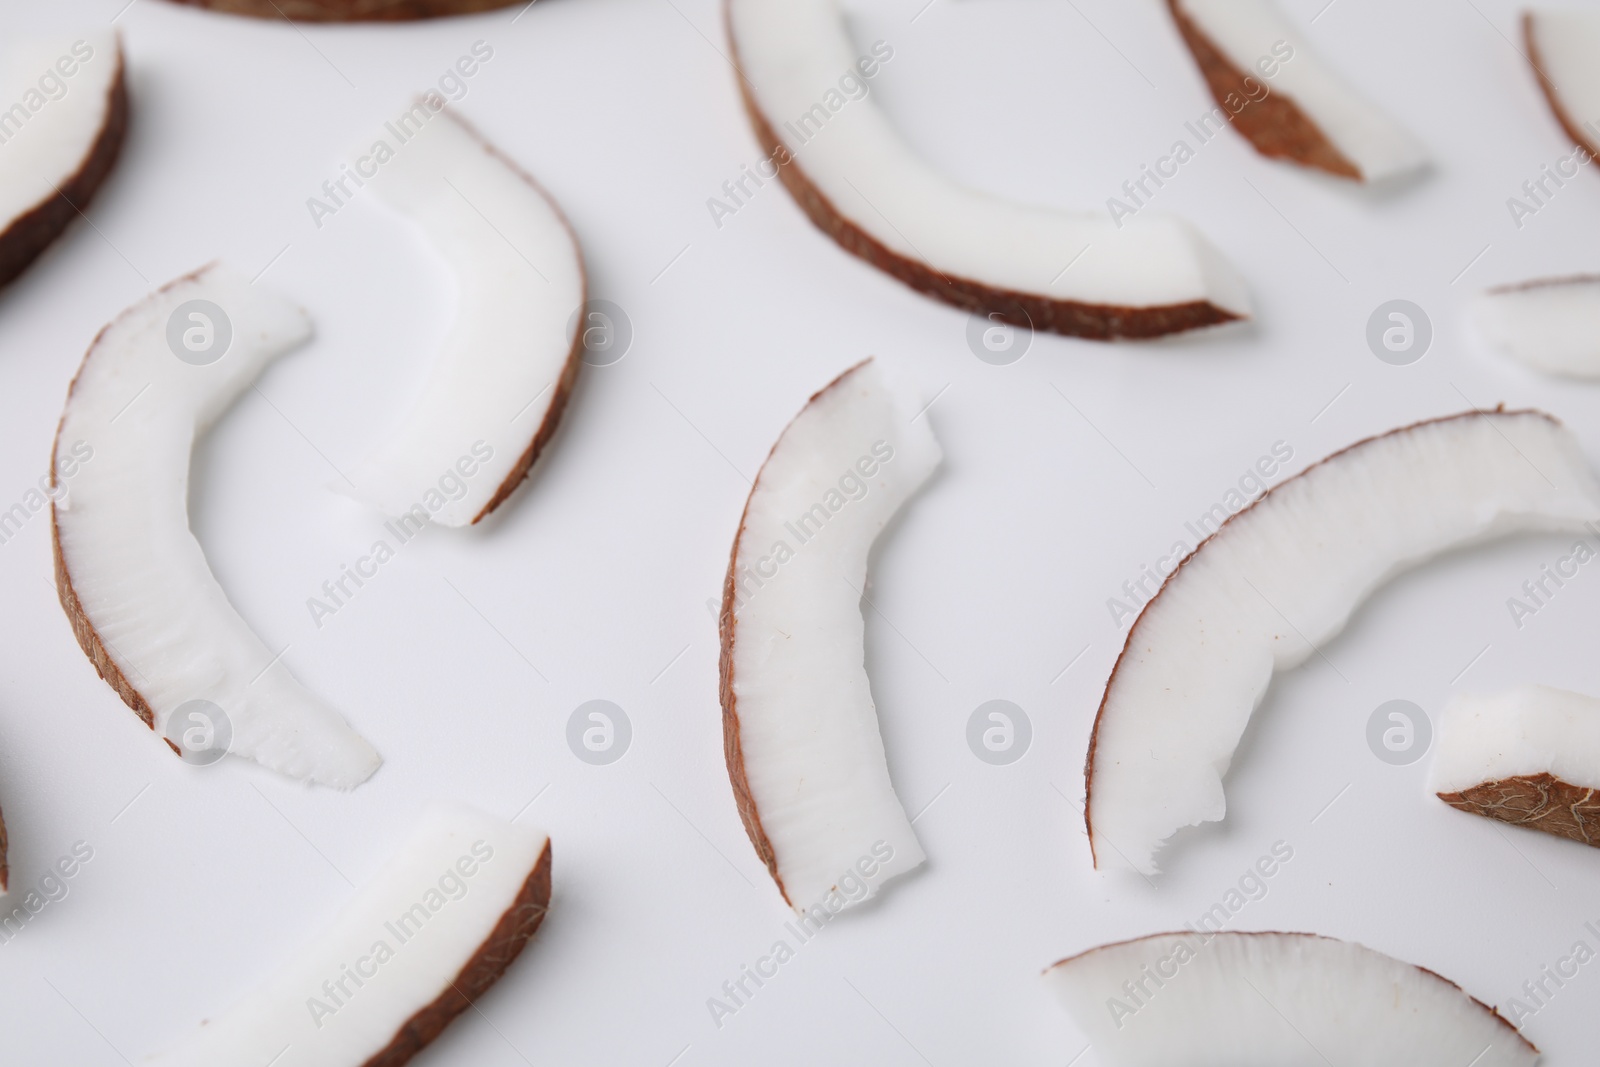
top-left (1524, 11), bottom-right (1600, 160)
top-left (1433, 685), bottom-right (1600, 848)
top-left (1168, 0), bottom-right (1426, 182)
top-left (52, 263), bottom-right (380, 788)
top-left (719, 359), bottom-right (940, 912)
top-left (1475, 276), bottom-right (1600, 378)
top-left (348, 108), bottom-right (585, 528)
top-left (145, 804), bottom-right (551, 1067)
top-left (1086, 409), bottom-right (1600, 875)
top-left (1045, 931), bottom-right (1537, 1066)
top-left (0, 803), bottom-right (7, 895)
top-left (725, 0), bottom-right (1250, 341)
top-left (160, 0), bottom-right (518, 20)
top-left (0, 32), bottom-right (127, 290)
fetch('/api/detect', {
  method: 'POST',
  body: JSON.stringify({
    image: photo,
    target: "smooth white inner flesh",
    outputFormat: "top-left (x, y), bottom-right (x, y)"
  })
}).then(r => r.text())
top-left (144, 804), bottom-right (548, 1066)
top-left (54, 264), bottom-right (380, 788)
top-left (1432, 685), bottom-right (1600, 794)
top-left (727, 360), bottom-right (939, 911)
top-left (1527, 12), bottom-right (1600, 138)
top-left (1091, 412), bottom-right (1600, 874)
top-left (1045, 932), bottom-right (1535, 1067)
top-left (728, 0), bottom-right (1250, 316)
top-left (1475, 279), bottom-right (1600, 378)
top-left (0, 32), bottom-right (117, 232)
top-left (350, 107), bottom-right (583, 527)
top-left (1178, 0), bottom-right (1427, 181)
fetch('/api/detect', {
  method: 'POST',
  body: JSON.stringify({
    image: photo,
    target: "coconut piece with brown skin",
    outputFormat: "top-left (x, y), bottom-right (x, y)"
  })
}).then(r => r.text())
top-left (145, 804), bottom-right (551, 1067)
top-left (1474, 275), bottom-right (1600, 378)
top-left (160, 0), bottom-right (519, 21)
top-left (725, 0), bottom-right (1250, 342)
top-left (0, 33), bottom-right (127, 291)
top-left (1433, 685), bottom-right (1600, 848)
top-left (1524, 10), bottom-right (1600, 162)
top-left (1167, 0), bottom-right (1426, 182)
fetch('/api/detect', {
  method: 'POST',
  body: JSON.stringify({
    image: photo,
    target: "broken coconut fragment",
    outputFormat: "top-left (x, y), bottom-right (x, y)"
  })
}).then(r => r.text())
top-left (0, 32), bottom-right (127, 291)
top-left (1086, 409), bottom-right (1600, 875)
top-left (1433, 685), bottom-right (1600, 848)
top-left (1168, 0), bottom-right (1426, 182)
top-left (52, 264), bottom-right (380, 788)
top-left (161, 0), bottom-right (518, 20)
top-left (720, 359), bottom-right (940, 912)
top-left (1475, 276), bottom-right (1600, 378)
top-left (725, 0), bottom-right (1250, 340)
top-left (145, 804), bottom-right (550, 1067)
top-left (347, 108), bottom-right (586, 527)
top-left (1045, 931), bottom-right (1537, 1066)
top-left (1524, 11), bottom-right (1600, 161)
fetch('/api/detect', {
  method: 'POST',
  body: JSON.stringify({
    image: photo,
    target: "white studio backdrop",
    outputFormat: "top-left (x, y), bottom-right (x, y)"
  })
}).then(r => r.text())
top-left (0, 0), bottom-right (1597, 1063)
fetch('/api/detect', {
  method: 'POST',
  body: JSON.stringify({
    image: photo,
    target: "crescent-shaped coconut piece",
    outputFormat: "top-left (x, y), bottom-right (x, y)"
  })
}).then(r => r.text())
top-left (0, 32), bottom-right (127, 290)
top-left (725, 0), bottom-right (1250, 341)
top-left (348, 107), bottom-right (585, 528)
top-left (720, 359), bottom-right (940, 912)
top-left (1086, 409), bottom-right (1600, 875)
top-left (1524, 11), bottom-right (1600, 161)
top-left (1168, 0), bottom-right (1426, 182)
top-left (160, 0), bottom-right (518, 20)
top-left (1475, 276), bottom-right (1600, 378)
top-left (0, 803), bottom-right (7, 895)
top-left (1433, 685), bottom-right (1600, 848)
top-left (52, 263), bottom-right (380, 788)
top-left (145, 804), bottom-right (551, 1067)
top-left (1045, 931), bottom-right (1537, 1066)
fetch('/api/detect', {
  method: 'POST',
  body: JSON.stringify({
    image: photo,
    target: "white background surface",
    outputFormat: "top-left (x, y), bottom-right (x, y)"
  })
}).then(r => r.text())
top-left (1, 0), bottom-right (1598, 1062)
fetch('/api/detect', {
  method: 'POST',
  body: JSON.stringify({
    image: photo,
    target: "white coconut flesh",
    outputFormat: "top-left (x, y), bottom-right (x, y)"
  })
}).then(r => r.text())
top-left (144, 804), bottom-right (550, 1066)
top-left (1045, 931), bottom-right (1537, 1067)
top-left (1432, 686), bottom-right (1600, 796)
top-left (349, 108), bottom-right (584, 527)
top-left (1088, 411), bottom-right (1600, 875)
top-left (1175, 0), bottom-right (1427, 182)
top-left (0, 33), bottom-right (120, 234)
top-left (53, 264), bottom-right (380, 788)
top-left (723, 359), bottom-right (940, 912)
top-left (726, 0), bottom-right (1251, 323)
top-left (1525, 11), bottom-right (1600, 147)
top-left (1475, 278), bottom-right (1600, 378)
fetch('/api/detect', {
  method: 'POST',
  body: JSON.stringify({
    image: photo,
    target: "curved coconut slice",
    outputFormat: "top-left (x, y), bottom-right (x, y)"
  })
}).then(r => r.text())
top-left (1087, 409), bottom-right (1600, 875)
top-left (1045, 931), bottom-right (1537, 1066)
top-left (1475, 276), bottom-right (1600, 378)
top-left (0, 802), bottom-right (7, 895)
top-left (0, 32), bottom-right (127, 290)
top-left (1524, 11), bottom-right (1600, 160)
top-left (1168, 0), bottom-right (1426, 182)
top-left (720, 359), bottom-right (940, 911)
top-left (161, 0), bottom-right (517, 19)
top-left (725, 0), bottom-right (1250, 341)
top-left (52, 263), bottom-right (380, 788)
top-left (1434, 685), bottom-right (1600, 848)
top-left (349, 108), bottom-right (585, 528)
top-left (146, 804), bottom-right (551, 1067)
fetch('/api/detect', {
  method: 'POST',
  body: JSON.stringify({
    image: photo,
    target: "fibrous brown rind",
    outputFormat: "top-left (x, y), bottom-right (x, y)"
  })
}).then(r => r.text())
top-left (0, 44), bottom-right (128, 291)
top-left (0, 804), bottom-right (8, 892)
top-left (363, 839), bottom-right (551, 1067)
top-left (1166, 0), bottom-right (1360, 179)
top-left (1439, 772), bottom-right (1600, 848)
top-left (724, 2), bottom-right (1242, 341)
top-left (161, 0), bottom-right (519, 20)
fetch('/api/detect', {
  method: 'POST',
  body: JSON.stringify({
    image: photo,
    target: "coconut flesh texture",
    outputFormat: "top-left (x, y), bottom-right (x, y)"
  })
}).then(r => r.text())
top-left (0, 32), bottom-right (124, 287)
top-left (144, 804), bottom-right (551, 1067)
top-left (52, 264), bottom-right (380, 788)
top-left (1087, 410), bottom-right (1600, 875)
top-left (1525, 11), bottom-right (1600, 158)
top-left (1475, 277), bottom-right (1600, 378)
top-left (349, 108), bottom-right (585, 527)
top-left (1172, 0), bottom-right (1427, 182)
top-left (726, 0), bottom-right (1251, 340)
top-left (1045, 931), bottom-right (1538, 1067)
top-left (721, 360), bottom-right (940, 912)
top-left (1433, 685), bottom-right (1600, 847)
